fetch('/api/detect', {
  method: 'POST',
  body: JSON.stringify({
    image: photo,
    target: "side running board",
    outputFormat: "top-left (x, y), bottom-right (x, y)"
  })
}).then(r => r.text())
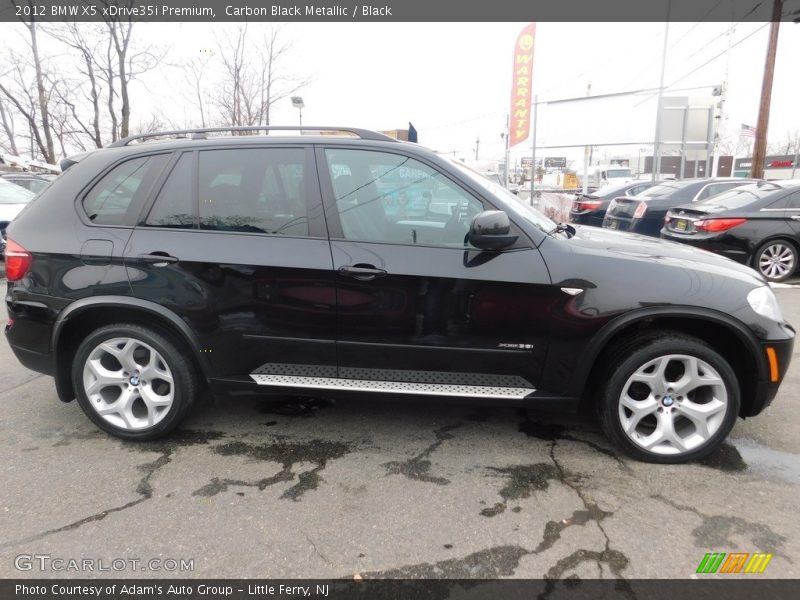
top-left (248, 373), bottom-right (535, 399)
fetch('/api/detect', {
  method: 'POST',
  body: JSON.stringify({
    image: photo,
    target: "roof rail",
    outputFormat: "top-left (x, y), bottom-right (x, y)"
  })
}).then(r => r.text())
top-left (109, 126), bottom-right (398, 147)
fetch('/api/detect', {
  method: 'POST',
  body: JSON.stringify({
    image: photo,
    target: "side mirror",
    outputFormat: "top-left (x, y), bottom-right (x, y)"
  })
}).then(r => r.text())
top-left (468, 210), bottom-right (518, 251)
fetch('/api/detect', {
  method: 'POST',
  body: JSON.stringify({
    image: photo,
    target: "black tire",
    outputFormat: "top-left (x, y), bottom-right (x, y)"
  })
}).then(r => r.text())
top-left (598, 332), bottom-right (740, 464)
top-left (72, 323), bottom-right (198, 441)
top-left (753, 239), bottom-right (798, 283)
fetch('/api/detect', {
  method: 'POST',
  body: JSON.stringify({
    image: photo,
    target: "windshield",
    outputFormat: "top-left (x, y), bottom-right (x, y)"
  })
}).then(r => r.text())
top-left (606, 169), bottom-right (631, 178)
top-left (0, 180), bottom-right (36, 205)
top-left (445, 157), bottom-right (558, 235)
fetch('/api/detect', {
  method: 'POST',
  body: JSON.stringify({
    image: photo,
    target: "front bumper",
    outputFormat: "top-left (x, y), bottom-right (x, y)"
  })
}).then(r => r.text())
top-left (746, 334), bottom-right (795, 417)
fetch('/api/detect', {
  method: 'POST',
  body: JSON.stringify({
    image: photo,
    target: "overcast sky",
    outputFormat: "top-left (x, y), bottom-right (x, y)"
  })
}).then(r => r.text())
top-left (2, 21), bottom-right (798, 166)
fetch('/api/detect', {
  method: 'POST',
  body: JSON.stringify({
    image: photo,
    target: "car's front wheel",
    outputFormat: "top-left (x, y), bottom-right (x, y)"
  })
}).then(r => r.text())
top-left (599, 333), bottom-right (740, 463)
top-left (72, 323), bottom-right (198, 440)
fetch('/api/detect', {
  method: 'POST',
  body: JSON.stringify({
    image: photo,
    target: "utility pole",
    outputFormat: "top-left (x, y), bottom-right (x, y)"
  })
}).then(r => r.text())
top-left (530, 94), bottom-right (539, 199)
top-left (711, 13), bottom-right (736, 177)
top-left (503, 115), bottom-right (510, 187)
top-left (653, 3), bottom-right (672, 181)
top-left (474, 137), bottom-right (480, 160)
top-left (751, 0), bottom-right (783, 179)
top-left (581, 82), bottom-right (592, 195)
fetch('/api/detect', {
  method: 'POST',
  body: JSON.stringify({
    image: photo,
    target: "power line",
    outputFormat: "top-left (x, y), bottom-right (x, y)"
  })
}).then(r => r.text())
top-left (633, 22), bottom-right (768, 107)
top-left (665, 23), bottom-right (768, 90)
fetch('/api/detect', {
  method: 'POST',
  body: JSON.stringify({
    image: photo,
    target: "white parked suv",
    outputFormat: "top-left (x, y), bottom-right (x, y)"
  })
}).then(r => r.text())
top-left (0, 178), bottom-right (35, 257)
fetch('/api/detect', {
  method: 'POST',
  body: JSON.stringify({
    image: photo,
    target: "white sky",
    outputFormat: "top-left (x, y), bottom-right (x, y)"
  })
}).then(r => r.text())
top-left (2, 21), bottom-right (799, 166)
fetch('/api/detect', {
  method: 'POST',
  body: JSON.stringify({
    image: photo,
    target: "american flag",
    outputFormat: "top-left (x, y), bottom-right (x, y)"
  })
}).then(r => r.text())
top-left (740, 124), bottom-right (757, 138)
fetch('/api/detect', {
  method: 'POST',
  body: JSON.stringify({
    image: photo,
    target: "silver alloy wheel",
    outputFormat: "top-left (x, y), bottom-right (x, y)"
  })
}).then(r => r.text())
top-left (82, 337), bottom-right (175, 430)
top-left (618, 354), bottom-right (728, 456)
top-left (758, 243), bottom-right (796, 280)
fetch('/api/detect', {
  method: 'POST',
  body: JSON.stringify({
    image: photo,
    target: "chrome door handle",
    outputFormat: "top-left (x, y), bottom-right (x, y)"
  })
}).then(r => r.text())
top-left (136, 253), bottom-right (179, 267)
top-left (338, 264), bottom-right (388, 281)
top-left (791, 215), bottom-right (800, 221)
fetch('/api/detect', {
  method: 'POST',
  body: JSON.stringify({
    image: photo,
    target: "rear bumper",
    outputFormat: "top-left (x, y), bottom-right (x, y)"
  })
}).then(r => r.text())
top-left (659, 230), bottom-right (750, 264)
top-left (6, 338), bottom-right (55, 376)
top-left (603, 215), bottom-right (663, 237)
top-left (570, 211), bottom-right (604, 227)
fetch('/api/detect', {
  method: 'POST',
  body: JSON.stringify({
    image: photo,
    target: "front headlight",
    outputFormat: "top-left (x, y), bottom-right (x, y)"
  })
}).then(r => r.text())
top-left (747, 286), bottom-right (783, 322)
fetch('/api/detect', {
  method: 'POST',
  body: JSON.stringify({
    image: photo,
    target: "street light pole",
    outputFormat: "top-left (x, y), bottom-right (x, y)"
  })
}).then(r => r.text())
top-left (653, 2), bottom-right (671, 182)
top-left (530, 94), bottom-right (538, 200)
top-left (290, 96), bottom-right (305, 127)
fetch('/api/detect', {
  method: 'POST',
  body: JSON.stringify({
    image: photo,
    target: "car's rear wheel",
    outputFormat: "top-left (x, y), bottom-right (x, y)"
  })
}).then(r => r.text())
top-left (754, 240), bottom-right (798, 283)
top-left (599, 333), bottom-right (740, 463)
top-left (72, 323), bottom-right (198, 440)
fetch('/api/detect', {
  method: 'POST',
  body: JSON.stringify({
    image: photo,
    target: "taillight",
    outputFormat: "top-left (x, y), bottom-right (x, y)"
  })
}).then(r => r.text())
top-left (633, 202), bottom-right (647, 219)
top-left (695, 218), bottom-right (747, 233)
top-left (4, 239), bottom-right (32, 281)
top-left (577, 200), bottom-right (602, 211)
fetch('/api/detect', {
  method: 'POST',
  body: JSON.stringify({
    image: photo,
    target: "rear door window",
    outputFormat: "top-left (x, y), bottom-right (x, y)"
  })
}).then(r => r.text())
top-left (696, 182), bottom-right (742, 201)
top-left (83, 155), bottom-right (169, 225)
top-left (197, 148), bottom-right (309, 236)
top-left (145, 153), bottom-right (195, 228)
top-left (782, 191), bottom-right (800, 210)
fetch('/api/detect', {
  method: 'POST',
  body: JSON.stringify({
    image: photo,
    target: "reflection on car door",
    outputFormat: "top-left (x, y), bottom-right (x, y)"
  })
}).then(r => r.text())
top-left (124, 146), bottom-right (338, 380)
top-left (783, 191), bottom-right (800, 238)
top-left (318, 146), bottom-right (559, 398)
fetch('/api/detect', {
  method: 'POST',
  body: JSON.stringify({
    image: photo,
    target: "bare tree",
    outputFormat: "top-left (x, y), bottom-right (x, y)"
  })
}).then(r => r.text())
top-left (129, 113), bottom-right (172, 136)
top-left (261, 25), bottom-right (308, 126)
top-left (215, 25), bottom-right (308, 129)
top-left (0, 4), bottom-right (60, 163)
top-left (767, 129), bottom-right (800, 156)
top-left (183, 49), bottom-right (214, 128)
top-left (0, 96), bottom-right (19, 155)
top-left (48, 23), bottom-right (105, 148)
top-left (99, 1), bottom-right (164, 140)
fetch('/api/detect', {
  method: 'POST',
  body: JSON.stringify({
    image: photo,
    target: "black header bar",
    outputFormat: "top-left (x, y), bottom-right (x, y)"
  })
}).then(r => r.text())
top-left (3, 579), bottom-right (800, 600)
top-left (2, 0), bottom-right (800, 23)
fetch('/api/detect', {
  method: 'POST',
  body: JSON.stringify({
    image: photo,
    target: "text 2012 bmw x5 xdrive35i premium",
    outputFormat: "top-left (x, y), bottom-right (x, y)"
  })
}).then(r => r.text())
top-left (4, 127), bottom-right (795, 463)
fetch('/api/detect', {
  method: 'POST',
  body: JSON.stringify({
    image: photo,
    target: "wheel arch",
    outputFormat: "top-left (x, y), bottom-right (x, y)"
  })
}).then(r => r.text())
top-left (575, 306), bottom-right (768, 417)
top-left (52, 296), bottom-right (211, 403)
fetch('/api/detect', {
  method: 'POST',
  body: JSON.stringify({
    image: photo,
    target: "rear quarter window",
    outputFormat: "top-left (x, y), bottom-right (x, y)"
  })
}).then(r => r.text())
top-left (82, 154), bottom-right (169, 225)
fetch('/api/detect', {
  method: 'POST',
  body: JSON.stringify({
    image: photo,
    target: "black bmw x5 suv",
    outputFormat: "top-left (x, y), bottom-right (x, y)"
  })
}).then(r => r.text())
top-left (4, 126), bottom-right (795, 463)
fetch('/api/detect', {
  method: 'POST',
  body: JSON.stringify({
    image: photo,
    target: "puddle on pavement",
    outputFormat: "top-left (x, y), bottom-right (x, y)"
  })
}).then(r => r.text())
top-left (480, 463), bottom-right (561, 517)
top-left (195, 438), bottom-right (355, 500)
top-left (701, 438), bottom-right (800, 485)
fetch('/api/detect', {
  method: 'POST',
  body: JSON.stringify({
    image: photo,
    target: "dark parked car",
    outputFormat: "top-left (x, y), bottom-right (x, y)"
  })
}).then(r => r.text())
top-left (662, 180), bottom-right (800, 282)
top-left (4, 126), bottom-right (794, 463)
top-left (1, 172), bottom-right (55, 194)
top-left (603, 178), bottom-right (757, 237)
top-left (570, 180), bottom-right (660, 227)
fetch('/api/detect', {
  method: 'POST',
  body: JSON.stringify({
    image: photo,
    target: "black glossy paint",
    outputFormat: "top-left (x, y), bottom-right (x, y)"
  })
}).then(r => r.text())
top-left (660, 183), bottom-right (800, 273)
top-left (569, 181), bottom-right (659, 227)
top-left (3, 135), bottom-right (795, 420)
top-left (602, 178), bottom-right (757, 237)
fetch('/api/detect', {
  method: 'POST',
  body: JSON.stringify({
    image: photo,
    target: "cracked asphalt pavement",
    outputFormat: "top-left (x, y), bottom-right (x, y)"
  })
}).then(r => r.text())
top-left (1, 279), bottom-right (799, 580)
